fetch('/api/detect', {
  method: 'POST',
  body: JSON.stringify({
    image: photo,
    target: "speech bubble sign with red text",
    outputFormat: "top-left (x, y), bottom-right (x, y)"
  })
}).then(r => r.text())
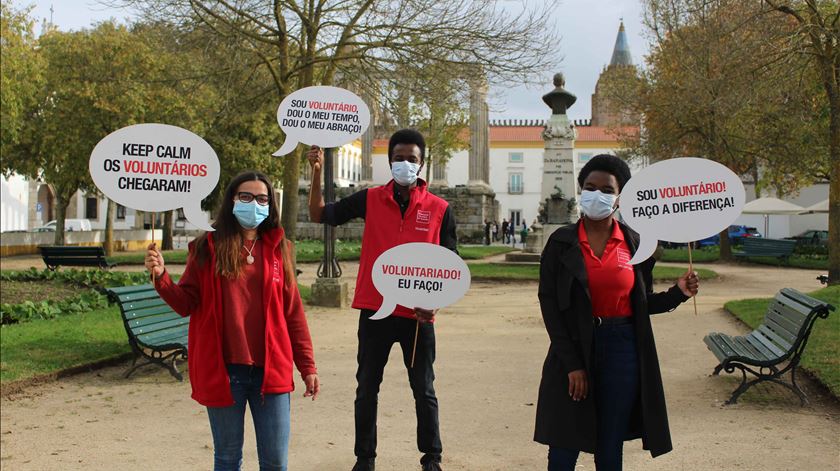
top-left (272, 86), bottom-right (371, 156)
top-left (369, 243), bottom-right (471, 320)
top-left (89, 123), bottom-right (220, 231)
top-left (619, 157), bottom-right (745, 264)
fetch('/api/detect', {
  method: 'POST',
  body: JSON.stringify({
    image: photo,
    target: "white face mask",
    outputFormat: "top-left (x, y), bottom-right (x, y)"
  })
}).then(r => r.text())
top-left (579, 190), bottom-right (618, 221)
top-left (391, 160), bottom-right (421, 186)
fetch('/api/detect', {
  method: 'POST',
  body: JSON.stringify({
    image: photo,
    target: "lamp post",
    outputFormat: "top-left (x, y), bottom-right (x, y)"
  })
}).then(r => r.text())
top-left (317, 147), bottom-right (342, 278)
top-left (310, 146), bottom-right (348, 307)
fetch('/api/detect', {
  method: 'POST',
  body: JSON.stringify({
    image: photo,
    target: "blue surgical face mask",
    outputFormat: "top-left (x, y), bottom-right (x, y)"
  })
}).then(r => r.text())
top-left (233, 200), bottom-right (269, 229)
top-left (579, 190), bottom-right (618, 221)
top-left (391, 160), bottom-right (421, 186)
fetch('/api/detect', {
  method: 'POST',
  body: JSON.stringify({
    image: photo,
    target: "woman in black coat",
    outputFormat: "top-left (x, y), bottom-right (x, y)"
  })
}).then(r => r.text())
top-left (534, 155), bottom-right (699, 471)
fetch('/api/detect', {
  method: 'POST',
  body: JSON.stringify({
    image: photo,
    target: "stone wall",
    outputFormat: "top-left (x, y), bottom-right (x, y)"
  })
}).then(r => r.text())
top-left (0, 229), bottom-right (161, 256)
top-left (295, 185), bottom-right (499, 244)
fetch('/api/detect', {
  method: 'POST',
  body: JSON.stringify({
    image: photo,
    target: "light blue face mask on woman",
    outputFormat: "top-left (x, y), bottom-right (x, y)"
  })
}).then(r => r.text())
top-left (233, 200), bottom-right (269, 229)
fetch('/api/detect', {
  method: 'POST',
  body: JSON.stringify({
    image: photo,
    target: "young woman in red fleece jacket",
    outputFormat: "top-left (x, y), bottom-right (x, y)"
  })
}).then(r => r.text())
top-left (145, 171), bottom-right (319, 471)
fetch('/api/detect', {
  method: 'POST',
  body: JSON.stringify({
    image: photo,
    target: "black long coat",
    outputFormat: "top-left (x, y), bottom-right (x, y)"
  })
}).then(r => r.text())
top-left (533, 221), bottom-right (688, 457)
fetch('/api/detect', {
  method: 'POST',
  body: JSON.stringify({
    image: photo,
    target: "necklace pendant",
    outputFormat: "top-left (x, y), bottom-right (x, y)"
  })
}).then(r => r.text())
top-left (246, 255), bottom-right (255, 265)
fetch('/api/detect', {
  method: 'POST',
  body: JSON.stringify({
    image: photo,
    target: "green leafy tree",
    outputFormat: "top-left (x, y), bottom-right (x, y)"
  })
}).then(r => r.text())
top-left (0, 1), bottom-right (44, 159)
top-left (763, 0), bottom-right (839, 283)
top-left (608, 0), bottom-right (827, 260)
top-left (4, 22), bottom-right (208, 244)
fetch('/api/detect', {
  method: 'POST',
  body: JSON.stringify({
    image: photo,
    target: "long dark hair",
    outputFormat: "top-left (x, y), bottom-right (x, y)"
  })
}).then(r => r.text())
top-left (194, 171), bottom-right (281, 278)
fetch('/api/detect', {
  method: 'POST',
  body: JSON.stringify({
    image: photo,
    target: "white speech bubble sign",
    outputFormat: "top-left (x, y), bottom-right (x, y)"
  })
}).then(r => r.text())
top-left (619, 157), bottom-right (745, 264)
top-left (89, 123), bottom-right (220, 231)
top-left (272, 86), bottom-right (371, 156)
top-left (369, 242), bottom-right (471, 320)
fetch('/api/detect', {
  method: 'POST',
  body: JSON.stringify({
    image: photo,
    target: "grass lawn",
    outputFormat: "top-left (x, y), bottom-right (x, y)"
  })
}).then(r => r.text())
top-left (0, 306), bottom-right (128, 383)
top-left (106, 240), bottom-right (363, 265)
top-left (468, 263), bottom-right (717, 281)
top-left (458, 245), bottom-right (515, 259)
top-left (0, 282), bottom-right (313, 385)
top-left (108, 249), bottom-right (189, 265)
top-left (740, 255), bottom-right (829, 270)
top-left (724, 286), bottom-right (839, 397)
top-left (661, 246), bottom-right (720, 263)
top-left (659, 246), bottom-right (828, 270)
top-left (106, 241), bottom-right (513, 265)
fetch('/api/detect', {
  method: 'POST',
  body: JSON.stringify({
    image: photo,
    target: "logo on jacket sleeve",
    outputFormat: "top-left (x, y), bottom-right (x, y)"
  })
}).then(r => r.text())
top-left (416, 210), bottom-right (431, 224)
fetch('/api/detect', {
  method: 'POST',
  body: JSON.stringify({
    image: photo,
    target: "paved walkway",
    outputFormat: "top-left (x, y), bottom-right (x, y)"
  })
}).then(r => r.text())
top-left (1, 257), bottom-right (838, 470)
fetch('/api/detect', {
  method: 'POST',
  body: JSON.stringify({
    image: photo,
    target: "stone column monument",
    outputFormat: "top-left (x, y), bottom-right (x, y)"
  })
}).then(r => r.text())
top-left (524, 73), bottom-right (579, 254)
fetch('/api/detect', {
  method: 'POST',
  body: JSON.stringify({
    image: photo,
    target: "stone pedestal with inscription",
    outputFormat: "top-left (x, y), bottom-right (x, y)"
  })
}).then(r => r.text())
top-left (540, 113), bottom-right (578, 224)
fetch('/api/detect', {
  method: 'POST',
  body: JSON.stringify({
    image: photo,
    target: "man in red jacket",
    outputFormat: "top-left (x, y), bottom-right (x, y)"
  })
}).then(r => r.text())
top-left (307, 129), bottom-right (457, 471)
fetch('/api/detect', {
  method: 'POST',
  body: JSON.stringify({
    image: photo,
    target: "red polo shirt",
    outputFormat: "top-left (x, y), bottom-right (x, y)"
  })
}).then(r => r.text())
top-left (578, 221), bottom-right (634, 318)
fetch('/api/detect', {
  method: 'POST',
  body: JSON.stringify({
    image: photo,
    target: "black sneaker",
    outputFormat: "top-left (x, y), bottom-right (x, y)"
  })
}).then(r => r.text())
top-left (421, 462), bottom-right (442, 471)
top-left (351, 459), bottom-right (375, 471)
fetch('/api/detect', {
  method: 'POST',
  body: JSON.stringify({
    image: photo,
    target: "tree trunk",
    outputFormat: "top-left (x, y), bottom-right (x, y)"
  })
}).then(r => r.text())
top-left (719, 228), bottom-right (733, 261)
top-left (827, 92), bottom-right (839, 285)
top-left (53, 193), bottom-right (68, 245)
top-left (280, 146), bottom-right (301, 240)
top-left (104, 198), bottom-right (115, 255)
top-left (162, 210), bottom-right (174, 250)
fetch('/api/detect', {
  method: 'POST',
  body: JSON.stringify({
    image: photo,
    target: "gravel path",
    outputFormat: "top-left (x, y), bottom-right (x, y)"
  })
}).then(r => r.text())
top-left (1, 257), bottom-right (838, 470)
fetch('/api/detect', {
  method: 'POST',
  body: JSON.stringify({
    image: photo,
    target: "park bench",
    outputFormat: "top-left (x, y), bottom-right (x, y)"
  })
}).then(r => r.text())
top-left (39, 245), bottom-right (116, 271)
top-left (105, 284), bottom-right (188, 381)
top-left (733, 237), bottom-right (796, 260)
top-left (703, 288), bottom-right (835, 405)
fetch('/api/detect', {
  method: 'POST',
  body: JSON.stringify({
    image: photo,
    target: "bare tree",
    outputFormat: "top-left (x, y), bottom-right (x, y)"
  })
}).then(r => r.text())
top-left (107, 0), bottom-right (561, 239)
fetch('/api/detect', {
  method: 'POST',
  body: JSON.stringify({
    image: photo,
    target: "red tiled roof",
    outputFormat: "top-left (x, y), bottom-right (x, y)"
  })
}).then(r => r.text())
top-left (489, 126), bottom-right (543, 141)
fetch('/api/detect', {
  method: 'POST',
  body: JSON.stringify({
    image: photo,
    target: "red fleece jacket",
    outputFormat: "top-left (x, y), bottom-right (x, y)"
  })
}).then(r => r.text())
top-left (154, 228), bottom-right (316, 407)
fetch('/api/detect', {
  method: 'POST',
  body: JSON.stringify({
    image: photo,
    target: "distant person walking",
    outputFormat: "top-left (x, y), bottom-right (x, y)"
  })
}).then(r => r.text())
top-left (509, 222), bottom-right (516, 247)
top-left (484, 220), bottom-right (491, 246)
top-left (501, 219), bottom-right (509, 244)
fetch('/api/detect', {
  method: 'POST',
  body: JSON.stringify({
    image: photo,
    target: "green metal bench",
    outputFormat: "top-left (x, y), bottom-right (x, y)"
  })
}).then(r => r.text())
top-left (704, 288), bottom-right (835, 404)
top-left (39, 245), bottom-right (116, 271)
top-left (105, 284), bottom-right (188, 381)
top-left (733, 238), bottom-right (797, 260)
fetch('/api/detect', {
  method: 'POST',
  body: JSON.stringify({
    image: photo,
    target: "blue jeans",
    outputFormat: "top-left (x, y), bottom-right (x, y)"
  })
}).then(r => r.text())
top-left (548, 323), bottom-right (640, 471)
top-left (206, 364), bottom-right (291, 471)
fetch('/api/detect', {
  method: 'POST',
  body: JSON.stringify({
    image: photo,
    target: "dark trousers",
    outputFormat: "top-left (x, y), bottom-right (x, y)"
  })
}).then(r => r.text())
top-left (354, 310), bottom-right (442, 464)
top-left (548, 323), bottom-right (640, 471)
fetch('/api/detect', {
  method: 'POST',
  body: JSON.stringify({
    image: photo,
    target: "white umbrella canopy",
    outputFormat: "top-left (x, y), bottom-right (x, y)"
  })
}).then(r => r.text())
top-left (801, 199), bottom-right (829, 214)
top-left (741, 197), bottom-right (805, 215)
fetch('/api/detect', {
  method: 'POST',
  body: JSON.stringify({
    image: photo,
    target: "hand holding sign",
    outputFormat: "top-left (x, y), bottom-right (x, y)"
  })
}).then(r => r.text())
top-left (369, 243), bottom-right (471, 320)
top-left (273, 86), bottom-right (371, 156)
top-left (619, 157), bottom-right (745, 265)
top-left (89, 124), bottom-right (220, 231)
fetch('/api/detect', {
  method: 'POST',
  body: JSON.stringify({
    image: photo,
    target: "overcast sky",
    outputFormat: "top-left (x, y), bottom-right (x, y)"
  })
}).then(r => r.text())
top-left (15, 0), bottom-right (650, 122)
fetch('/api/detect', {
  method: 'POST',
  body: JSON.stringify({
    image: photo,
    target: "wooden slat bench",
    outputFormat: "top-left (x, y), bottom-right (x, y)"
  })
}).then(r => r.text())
top-left (39, 245), bottom-right (116, 271)
top-left (733, 238), bottom-right (797, 260)
top-left (105, 284), bottom-right (188, 381)
top-left (704, 288), bottom-right (835, 404)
